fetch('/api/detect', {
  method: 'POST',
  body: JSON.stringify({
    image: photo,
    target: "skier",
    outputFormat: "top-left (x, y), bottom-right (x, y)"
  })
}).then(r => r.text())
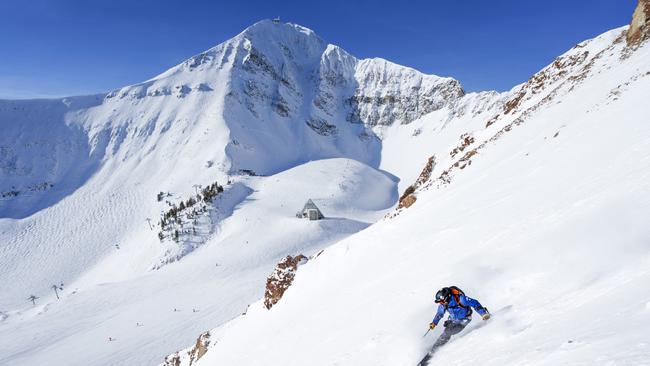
top-left (418, 286), bottom-right (490, 365)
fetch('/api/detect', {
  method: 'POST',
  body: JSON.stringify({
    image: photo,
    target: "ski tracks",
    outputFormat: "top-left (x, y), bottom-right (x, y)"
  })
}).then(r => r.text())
top-left (0, 180), bottom-right (144, 310)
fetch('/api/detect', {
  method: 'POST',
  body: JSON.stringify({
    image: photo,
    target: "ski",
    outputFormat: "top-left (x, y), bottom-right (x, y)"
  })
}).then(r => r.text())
top-left (417, 352), bottom-right (433, 366)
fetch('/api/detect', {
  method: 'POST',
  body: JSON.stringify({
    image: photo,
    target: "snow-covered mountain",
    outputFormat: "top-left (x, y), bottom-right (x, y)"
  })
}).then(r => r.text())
top-left (0, 19), bottom-right (485, 366)
top-left (1, 3), bottom-right (650, 365)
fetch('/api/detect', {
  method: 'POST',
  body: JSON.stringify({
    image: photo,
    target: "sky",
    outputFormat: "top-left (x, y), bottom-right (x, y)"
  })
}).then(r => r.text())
top-left (0, 0), bottom-right (636, 99)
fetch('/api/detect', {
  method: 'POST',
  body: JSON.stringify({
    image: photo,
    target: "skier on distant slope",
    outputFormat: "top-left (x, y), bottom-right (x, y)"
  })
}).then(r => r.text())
top-left (418, 286), bottom-right (490, 365)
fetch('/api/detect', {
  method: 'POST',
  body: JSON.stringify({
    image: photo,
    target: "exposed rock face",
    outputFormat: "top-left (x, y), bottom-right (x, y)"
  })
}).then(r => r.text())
top-left (162, 331), bottom-right (212, 366)
top-left (163, 354), bottom-right (181, 366)
top-left (627, 0), bottom-right (650, 46)
top-left (450, 134), bottom-right (476, 158)
top-left (188, 332), bottom-right (211, 365)
top-left (306, 117), bottom-right (338, 136)
top-left (398, 193), bottom-right (417, 209)
top-left (264, 254), bottom-right (308, 309)
top-left (397, 155), bottom-right (436, 209)
top-left (347, 60), bottom-right (465, 126)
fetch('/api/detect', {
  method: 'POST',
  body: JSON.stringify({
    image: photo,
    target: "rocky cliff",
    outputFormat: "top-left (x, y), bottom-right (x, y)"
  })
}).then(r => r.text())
top-left (627, 0), bottom-right (650, 46)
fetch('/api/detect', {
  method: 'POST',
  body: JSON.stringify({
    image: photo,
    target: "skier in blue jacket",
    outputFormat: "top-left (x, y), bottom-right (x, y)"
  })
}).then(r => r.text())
top-left (429, 286), bottom-right (490, 349)
top-left (418, 287), bottom-right (490, 365)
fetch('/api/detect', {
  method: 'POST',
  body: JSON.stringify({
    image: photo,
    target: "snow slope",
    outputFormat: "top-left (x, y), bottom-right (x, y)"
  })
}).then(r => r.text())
top-left (0, 95), bottom-right (105, 218)
top-left (0, 158), bottom-right (397, 366)
top-left (188, 27), bottom-right (650, 365)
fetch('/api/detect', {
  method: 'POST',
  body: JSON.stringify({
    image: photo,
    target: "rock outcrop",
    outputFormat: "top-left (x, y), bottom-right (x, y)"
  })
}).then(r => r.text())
top-left (627, 0), bottom-right (650, 47)
top-left (188, 332), bottom-right (211, 365)
top-left (163, 331), bottom-right (212, 366)
top-left (397, 193), bottom-right (417, 209)
top-left (264, 254), bottom-right (308, 309)
top-left (397, 155), bottom-right (436, 209)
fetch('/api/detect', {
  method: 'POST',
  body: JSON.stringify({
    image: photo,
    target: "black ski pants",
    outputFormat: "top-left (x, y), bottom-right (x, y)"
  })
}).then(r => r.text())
top-left (432, 319), bottom-right (469, 349)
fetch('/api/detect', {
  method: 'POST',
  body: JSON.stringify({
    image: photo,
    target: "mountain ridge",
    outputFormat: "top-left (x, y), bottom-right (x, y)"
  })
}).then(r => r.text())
top-left (0, 18), bottom-right (482, 217)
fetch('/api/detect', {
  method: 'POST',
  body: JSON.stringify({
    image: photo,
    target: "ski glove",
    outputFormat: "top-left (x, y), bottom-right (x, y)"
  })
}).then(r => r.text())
top-left (429, 322), bottom-right (436, 330)
top-left (482, 313), bottom-right (491, 321)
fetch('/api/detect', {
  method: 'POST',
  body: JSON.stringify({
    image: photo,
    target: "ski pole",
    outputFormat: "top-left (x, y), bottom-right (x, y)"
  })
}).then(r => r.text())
top-left (422, 328), bottom-right (431, 338)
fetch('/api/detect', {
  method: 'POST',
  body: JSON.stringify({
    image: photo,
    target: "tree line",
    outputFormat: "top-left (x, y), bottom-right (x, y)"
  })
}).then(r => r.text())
top-left (157, 181), bottom-right (224, 243)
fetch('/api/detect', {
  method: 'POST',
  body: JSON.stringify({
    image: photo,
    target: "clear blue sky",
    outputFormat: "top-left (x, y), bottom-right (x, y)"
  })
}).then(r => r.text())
top-left (0, 0), bottom-right (635, 99)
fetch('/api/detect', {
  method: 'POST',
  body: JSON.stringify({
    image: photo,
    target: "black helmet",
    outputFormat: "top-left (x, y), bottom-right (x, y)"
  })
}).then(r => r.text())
top-left (435, 287), bottom-right (451, 303)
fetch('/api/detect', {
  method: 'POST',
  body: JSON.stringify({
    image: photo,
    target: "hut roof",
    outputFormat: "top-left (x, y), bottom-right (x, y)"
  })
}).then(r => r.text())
top-left (302, 199), bottom-right (320, 211)
top-left (301, 199), bottom-right (324, 218)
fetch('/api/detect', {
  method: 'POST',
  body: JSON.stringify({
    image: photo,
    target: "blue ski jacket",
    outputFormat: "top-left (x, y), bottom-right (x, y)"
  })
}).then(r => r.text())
top-left (432, 294), bottom-right (487, 325)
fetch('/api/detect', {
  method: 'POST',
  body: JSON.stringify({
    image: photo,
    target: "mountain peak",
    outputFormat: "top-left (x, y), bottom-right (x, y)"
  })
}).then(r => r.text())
top-left (236, 19), bottom-right (325, 48)
top-left (235, 19), bottom-right (327, 62)
top-left (241, 19), bottom-right (320, 39)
